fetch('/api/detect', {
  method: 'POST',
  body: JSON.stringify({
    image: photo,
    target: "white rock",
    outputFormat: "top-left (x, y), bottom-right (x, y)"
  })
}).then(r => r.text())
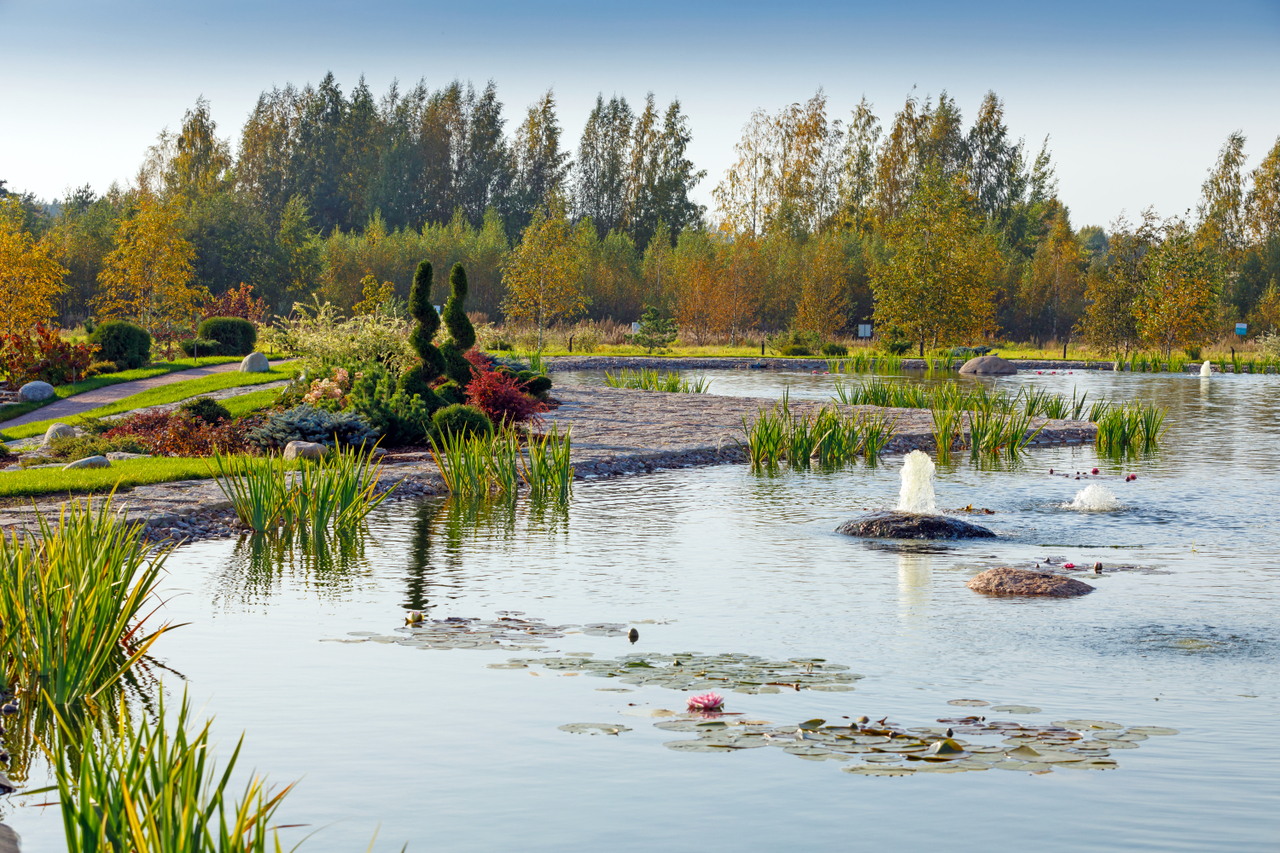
top-left (42, 422), bottom-right (77, 446)
top-left (239, 352), bottom-right (270, 373)
top-left (283, 440), bottom-right (327, 461)
top-left (62, 455), bottom-right (110, 470)
top-left (18, 381), bottom-right (55, 402)
top-left (106, 451), bottom-right (151, 461)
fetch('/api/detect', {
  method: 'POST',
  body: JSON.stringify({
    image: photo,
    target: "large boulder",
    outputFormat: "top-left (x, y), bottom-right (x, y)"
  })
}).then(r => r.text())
top-left (966, 567), bottom-right (1094, 597)
top-left (239, 352), bottom-right (270, 373)
top-left (836, 510), bottom-right (996, 540)
top-left (62, 455), bottom-right (110, 470)
top-left (18, 381), bottom-right (55, 402)
top-left (959, 355), bottom-right (1016, 375)
top-left (41, 422), bottom-right (78, 446)
top-left (283, 440), bottom-right (327, 461)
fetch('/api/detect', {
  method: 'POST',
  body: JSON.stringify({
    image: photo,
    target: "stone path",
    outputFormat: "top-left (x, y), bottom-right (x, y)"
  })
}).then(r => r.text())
top-left (0, 359), bottom-right (286, 429)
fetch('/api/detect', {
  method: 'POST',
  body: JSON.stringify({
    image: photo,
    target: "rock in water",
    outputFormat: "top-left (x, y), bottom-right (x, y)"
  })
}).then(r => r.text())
top-left (836, 510), bottom-right (996, 540)
top-left (284, 440), bottom-right (327, 461)
top-left (62, 455), bottom-right (110, 470)
top-left (966, 567), bottom-right (1095, 597)
top-left (0, 821), bottom-right (18, 853)
top-left (41, 422), bottom-right (78, 446)
top-left (958, 355), bottom-right (1017, 375)
top-left (18, 381), bottom-right (54, 402)
top-left (239, 352), bottom-right (270, 373)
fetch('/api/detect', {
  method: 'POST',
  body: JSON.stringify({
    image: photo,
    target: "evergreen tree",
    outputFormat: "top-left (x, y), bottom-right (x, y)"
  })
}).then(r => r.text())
top-left (399, 260), bottom-right (445, 405)
top-left (438, 262), bottom-right (477, 387)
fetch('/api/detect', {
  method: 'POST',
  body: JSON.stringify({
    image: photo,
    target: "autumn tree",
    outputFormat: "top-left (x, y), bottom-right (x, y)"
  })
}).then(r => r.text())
top-left (870, 173), bottom-right (999, 355)
top-left (1017, 204), bottom-right (1085, 342)
top-left (1077, 211), bottom-right (1157, 358)
top-left (94, 197), bottom-right (205, 337)
top-left (793, 232), bottom-right (849, 339)
top-left (1135, 217), bottom-right (1222, 358)
top-left (1245, 136), bottom-right (1280, 242)
top-left (501, 199), bottom-right (586, 347)
top-left (0, 199), bottom-right (68, 336)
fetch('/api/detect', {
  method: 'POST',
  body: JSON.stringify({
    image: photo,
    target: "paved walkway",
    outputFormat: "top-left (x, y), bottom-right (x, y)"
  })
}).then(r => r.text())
top-left (1, 359), bottom-right (287, 429)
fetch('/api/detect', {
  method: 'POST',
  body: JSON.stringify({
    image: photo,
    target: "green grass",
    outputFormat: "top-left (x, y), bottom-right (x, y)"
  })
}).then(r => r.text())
top-left (1, 365), bottom-right (300, 441)
top-left (0, 357), bottom-right (242, 424)
top-left (0, 456), bottom-right (301, 500)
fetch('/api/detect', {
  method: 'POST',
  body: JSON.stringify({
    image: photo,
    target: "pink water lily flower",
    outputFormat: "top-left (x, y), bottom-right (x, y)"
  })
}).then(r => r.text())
top-left (687, 691), bottom-right (725, 712)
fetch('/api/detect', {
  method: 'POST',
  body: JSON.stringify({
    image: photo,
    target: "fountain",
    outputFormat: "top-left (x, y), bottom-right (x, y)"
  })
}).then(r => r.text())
top-left (1065, 483), bottom-right (1121, 511)
top-left (1201, 360), bottom-right (1213, 377)
top-left (836, 451), bottom-right (996, 540)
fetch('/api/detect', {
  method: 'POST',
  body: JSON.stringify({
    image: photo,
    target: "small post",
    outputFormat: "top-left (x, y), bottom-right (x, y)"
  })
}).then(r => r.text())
top-left (569, 335), bottom-right (574, 354)
top-left (761, 341), bottom-right (765, 356)
top-left (1063, 341), bottom-right (1068, 360)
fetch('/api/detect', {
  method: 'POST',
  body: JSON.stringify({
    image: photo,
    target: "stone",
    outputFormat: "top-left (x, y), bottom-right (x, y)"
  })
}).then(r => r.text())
top-left (41, 422), bottom-right (78, 446)
top-left (18, 381), bottom-right (54, 402)
top-left (239, 352), bottom-right (270, 373)
top-left (62, 455), bottom-right (110, 470)
top-left (836, 510), bottom-right (996, 540)
top-left (283, 440), bottom-right (327, 461)
top-left (958, 355), bottom-right (1017, 376)
top-left (106, 451), bottom-right (151, 461)
top-left (966, 567), bottom-right (1095, 597)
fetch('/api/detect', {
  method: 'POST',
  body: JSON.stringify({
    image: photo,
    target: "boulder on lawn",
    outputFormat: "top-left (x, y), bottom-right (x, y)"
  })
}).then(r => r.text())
top-left (958, 355), bottom-right (1016, 376)
top-left (239, 352), bottom-right (270, 373)
top-left (966, 567), bottom-right (1094, 597)
top-left (18, 381), bottom-right (55, 402)
top-left (283, 440), bottom-right (327, 461)
top-left (42, 422), bottom-right (78, 446)
top-left (62, 455), bottom-right (110, 471)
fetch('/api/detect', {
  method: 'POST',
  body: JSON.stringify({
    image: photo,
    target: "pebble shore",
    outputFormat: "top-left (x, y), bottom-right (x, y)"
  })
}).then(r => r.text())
top-left (0, 384), bottom-right (1096, 546)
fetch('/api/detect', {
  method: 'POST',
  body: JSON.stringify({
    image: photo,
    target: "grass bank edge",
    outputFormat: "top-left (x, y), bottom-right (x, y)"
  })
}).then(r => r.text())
top-left (0, 455), bottom-right (304, 500)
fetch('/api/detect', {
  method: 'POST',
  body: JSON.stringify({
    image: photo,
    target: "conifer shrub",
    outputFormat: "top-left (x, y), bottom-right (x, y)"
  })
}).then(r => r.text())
top-left (178, 396), bottom-right (231, 425)
top-left (246, 405), bottom-right (377, 452)
top-left (197, 317), bottom-right (257, 355)
top-left (88, 320), bottom-right (151, 370)
top-left (821, 342), bottom-right (849, 357)
top-left (435, 380), bottom-right (465, 407)
top-left (347, 365), bottom-right (435, 446)
top-left (398, 261), bottom-right (445, 407)
top-left (439, 263), bottom-right (477, 387)
top-left (178, 338), bottom-right (220, 357)
top-left (431, 404), bottom-right (493, 439)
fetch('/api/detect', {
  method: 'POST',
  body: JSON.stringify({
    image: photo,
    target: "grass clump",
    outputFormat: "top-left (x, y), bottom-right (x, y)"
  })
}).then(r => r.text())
top-left (604, 368), bottom-right (709, 393)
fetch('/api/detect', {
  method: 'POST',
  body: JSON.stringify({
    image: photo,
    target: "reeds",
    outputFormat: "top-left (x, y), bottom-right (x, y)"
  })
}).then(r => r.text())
top-left (1093, 400), bottom-right (1165, 454)
top-left (740, 400), bottom-right (893, 469)
top-left (430, 426), bottom-right (572, 500)
top-left (50, 691), bottom-right (298, 853)
top-left (522, 424), bottom-right (574, 501)
top-left (0, 497), bottom-right (175, 706)
top-left (930, 404), bottom-right (961, 463)
top-left (604, 368), bottom-right (708, 393)
top-left (428, 430), bottom-right (492, 498)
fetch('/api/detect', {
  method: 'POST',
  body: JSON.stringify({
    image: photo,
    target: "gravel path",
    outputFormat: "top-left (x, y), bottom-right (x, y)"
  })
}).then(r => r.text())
top-left (0, 359), bottom-right (287, 429)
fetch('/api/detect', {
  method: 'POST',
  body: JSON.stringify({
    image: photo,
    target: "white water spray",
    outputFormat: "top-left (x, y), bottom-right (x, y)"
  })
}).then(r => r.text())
top-left (1201, 360), bottom-right (1213, 377)
top-left (1066, 483), bottom-right (1121, 511)
top-left (898, 450), bottom-right (937, 514)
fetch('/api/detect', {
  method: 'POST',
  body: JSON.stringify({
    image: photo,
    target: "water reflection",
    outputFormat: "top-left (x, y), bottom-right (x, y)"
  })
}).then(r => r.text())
top-left (896, 551), bottom-right (933, 618)
top-left (211, 530), bottom-right (373, 604)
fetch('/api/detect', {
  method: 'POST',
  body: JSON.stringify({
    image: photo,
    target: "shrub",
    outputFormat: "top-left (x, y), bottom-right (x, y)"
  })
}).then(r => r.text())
top-left (523, 374), bottom-right (553, 397)
top-left (491, 339), bottom-right (514, 351)
top-left (204, 282), bottom-right (269, 324)
top-left (399, 261), bottom-right (446, 407)
top-left (87, 359), bottom-right (118, 376)
top-left (467, 368), bottom-right (547, 427)
top-left (884, 339), bottom-right (913, 356)
top-left (435, 380), bottom-right (465, 407)
top-left (630, 306), bottom-right (678, 353)
top-left (821, 342), bottom-right (849, 357)
top-left (0, 323), bottom-right (98, 385)
top-left (46, 434), bottom-right (148, 461)
top-left (439, 263), bottom-right (477, 387)
top-left (432, 404), bottom-right (493, 439)
top-left (348, 365), bottom-right (434, 445)
top-left (198, 317), bottom-right (257, 356)
top-left (1185, 345), bottom-right (1202, 360)
top-left (90, 320), bottom-right (151, 369)
top-left (178, 396), bottom-right (231, 424)
top-left (300, 366), bottom-right (352, 411)
top-left (177, 338), bottom-right (220, 357)
top-left (105, 409), bottom-right (258, 456)
top-left (246, 405), bottom-right (378, 452)
top-left (779, 344), bottom-right (813, 357)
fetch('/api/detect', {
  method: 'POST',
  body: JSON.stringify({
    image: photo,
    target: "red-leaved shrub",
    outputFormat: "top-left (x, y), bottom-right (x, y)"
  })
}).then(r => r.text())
top-left (1, 324), bottom-right (98, 386)
top-left (464, 348), bottom-right (496, 373)
top-left (106, 410), bottom-right (260, 456)
top-left (466, 367), bottom-right (546, 427)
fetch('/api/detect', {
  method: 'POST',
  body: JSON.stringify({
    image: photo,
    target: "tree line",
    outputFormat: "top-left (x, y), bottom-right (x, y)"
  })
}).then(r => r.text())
top-left (3, 77), bottom-right (1279, 354)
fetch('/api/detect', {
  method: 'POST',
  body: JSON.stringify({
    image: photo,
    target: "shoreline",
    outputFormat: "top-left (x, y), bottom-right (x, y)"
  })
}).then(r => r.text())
top-left (544, 354), bottom-right (1254, 373)
top-left (0, 385), bottom-right (1097, 545)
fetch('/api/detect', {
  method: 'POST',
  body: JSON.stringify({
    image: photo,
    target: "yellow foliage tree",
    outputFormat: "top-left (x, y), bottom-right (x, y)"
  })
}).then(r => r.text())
top-left (94, 197), bottom-right (204, 336)
top-left (793, 232), bottom-right (849, 339)
top-left (352, 274), bottom-right (396, 315)
top-left (501, 201), bottom-right (586, 348)
top-left (870, 173), bottom-right (999, 354)
top-left (1134, 219), bottom-right (1222, 358)
top-left (0, 200), bottom-right (67, 336)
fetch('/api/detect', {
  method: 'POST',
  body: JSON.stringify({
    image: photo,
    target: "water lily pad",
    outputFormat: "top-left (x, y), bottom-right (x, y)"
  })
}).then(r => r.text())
top-left (558, 723), bottom-right (632, 736)
top-left (621, 708), bottom-right (679, 718)
top-left (990, 705), bottom-right (1041, 714)
top-left (948, 699), bottom-right (990, 707)
top-left (995, 761), bottom-right (1053, 772)
top-left (1097, 731), bottom-right (1147, 742)
top-left (1056, 758), bottom-right (1119, 770)
top-left (863, 754), bottom-right (903, 763)
top-left (843, 765), bottom-right (916, 776)
top-left (1126, 726), bottom-right (1179, 736)
top-left (595, 688), bottom-right (634, 693)
top-left (784, 745), bottom-right (833, 756)
top-left (1054, 719), bottom-right (1122, 730)
top-left (1005, 745), bottom-right (1043, 759)
top-left (664, 740), bottom-right (741, 753)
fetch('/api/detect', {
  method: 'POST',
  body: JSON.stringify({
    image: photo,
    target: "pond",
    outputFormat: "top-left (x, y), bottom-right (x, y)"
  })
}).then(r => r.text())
top-left (7, 368), bottom-right (1278, 851)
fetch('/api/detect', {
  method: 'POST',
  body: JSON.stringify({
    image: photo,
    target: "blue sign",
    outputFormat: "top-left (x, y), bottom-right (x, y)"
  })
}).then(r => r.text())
top-left (1236, 323), bottom-right (1248, 336)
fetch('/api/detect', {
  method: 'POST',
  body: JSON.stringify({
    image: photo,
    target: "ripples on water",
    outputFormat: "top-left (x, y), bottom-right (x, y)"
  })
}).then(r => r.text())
top-left (7, 369), bottom-right (1277, 852)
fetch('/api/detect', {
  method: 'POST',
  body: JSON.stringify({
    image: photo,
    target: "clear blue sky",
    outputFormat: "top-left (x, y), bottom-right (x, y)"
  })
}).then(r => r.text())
top-left (3, 0), bottom-right (1278, 228)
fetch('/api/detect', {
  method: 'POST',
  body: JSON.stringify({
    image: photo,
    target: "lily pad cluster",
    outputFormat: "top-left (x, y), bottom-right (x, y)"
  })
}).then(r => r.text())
top-left (332, 614), bottom-right (576, 650)
top-left (648, 711), bottom-right (1176, 775)
top-left (492, 652), bottom-right (864, 695)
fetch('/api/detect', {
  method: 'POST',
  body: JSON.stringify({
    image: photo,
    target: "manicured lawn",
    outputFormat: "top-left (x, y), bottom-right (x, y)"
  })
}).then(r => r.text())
top-left (506, 342), bottom-right (1119, 361)
top-left (0, 357), bottom-right (242, 423)
top-left (0, 365), bottom-right (300, 441)
top-left (0, 455), bottom-right (301, 500)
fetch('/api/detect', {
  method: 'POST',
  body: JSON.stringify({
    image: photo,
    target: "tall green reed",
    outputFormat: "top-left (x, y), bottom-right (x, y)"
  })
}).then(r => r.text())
top-left (522, 424), bottom-right (574, 502)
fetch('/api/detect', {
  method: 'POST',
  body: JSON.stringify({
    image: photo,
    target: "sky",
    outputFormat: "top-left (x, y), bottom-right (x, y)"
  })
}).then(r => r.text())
top-left (2, 0), bottom-right (1279, 229)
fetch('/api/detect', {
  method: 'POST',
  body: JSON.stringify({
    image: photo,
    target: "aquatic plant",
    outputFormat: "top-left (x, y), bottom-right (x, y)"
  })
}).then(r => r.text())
top-left (209, 453), bottom-right (291, 533)
top-left (741, 408), bottom-right (787, 469)
top-left (50, 691), bottom-right (299, 853)
top-left (604, 368), bottom-right (709, 393)
top-left (858, 411), bottom-right (897, 461)
top-left (930, 404), bottom-right (961, 463)
top-left (687, 692), bottom-right (725, 712)
top-left (0, 496), bottom-right (174, 705)
top-left (523, 424), bottom-right (574, 502)
top-left (429, 429), bottom-right (493, 498)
